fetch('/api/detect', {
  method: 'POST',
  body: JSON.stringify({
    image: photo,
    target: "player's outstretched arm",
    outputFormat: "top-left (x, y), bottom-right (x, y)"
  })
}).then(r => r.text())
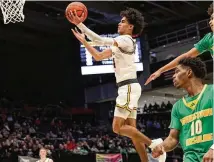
top-left (144, 48), bottom-right (199, 85)
top-left (68, 10), bottom-right (114, 46)
top-left (152, 129), bottom-right (179, 158)
top-left (72, 28), bottom-right (112, 61)
top-left (77, 23), bottom-right (114, 46)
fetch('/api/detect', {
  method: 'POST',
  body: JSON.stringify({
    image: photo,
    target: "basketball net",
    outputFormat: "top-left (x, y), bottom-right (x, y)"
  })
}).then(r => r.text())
top-left (0, 0), bottom-right (25, 24)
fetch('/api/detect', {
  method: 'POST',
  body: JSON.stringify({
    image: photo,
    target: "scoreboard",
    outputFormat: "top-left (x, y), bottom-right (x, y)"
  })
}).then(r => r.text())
top-left (80, 34), bottom-right (143, 75)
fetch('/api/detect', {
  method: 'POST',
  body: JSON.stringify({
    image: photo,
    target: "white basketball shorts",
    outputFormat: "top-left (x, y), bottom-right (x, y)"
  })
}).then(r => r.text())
top-left (114, 83), bottom-right (141, 119)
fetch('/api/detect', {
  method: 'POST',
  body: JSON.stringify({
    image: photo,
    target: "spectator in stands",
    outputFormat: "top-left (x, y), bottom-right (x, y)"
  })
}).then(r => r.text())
top-left (0, 100), bottom-right (180, 160)
top-left (146, 119), bottom-right (153, 128)
top-left (91, 145), bottom-right (99, 153)
top-left (161, 102), bottom-right (166, 110)
top-left (143, 104), bottom-right (148, 113)
top-left (37, 148), bottom-right (53, 162)
top-left (148, 104), bottom-right (153, 113)
top-left (66, 139), bottom-right (76, 150)
top-left (58, 144), bottom-right (64, 150)
top-left (35, 118), bottom-right (41, 126)
top-left (154, 120), bottom-right (161, 130)
top-left (29, 126), bottom-right (36, 135)
top-left (166, 101), bottom-right (173, 110)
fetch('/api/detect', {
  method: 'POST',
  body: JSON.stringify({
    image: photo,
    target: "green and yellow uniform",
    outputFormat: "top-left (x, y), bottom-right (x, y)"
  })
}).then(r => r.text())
top-left (194, 32), bottom-right (213, 57)
top-left (170, 84), bottom-right (213, 162)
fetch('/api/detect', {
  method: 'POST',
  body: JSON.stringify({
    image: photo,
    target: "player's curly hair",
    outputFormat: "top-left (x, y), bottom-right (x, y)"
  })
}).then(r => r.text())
top-left (178, 57), bottom-right (207, 79)
top-left (120, 8), bottom-right (144, 36)
top-left (207, 3), bottom-right (213, 15)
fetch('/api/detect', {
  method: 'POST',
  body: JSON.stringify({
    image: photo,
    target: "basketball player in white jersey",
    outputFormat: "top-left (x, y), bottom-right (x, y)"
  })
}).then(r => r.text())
top-left (37, 148), bottom-right (53, 162)
top-left (68, 8), bottom-right (166, 162)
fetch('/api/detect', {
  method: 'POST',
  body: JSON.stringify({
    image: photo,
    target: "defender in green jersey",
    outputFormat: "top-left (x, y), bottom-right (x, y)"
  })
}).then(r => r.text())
top-left (152, 57), bottom-right (213, 162)
top-left (145, 3), bottom-right (213, 85)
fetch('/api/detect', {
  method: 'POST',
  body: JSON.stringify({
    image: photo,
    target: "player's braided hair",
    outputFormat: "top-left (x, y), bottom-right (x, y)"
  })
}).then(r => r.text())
top-left (178, 57), bottom-right (207, 79)
top-left (207, 3), bottom-right (213, 15)
top-left (120, 8), bottom-right (144, 36)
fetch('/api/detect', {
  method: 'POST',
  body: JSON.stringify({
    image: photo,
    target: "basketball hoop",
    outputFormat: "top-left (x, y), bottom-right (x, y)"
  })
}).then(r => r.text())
top-left (0, 0), bottom-right (25, 24)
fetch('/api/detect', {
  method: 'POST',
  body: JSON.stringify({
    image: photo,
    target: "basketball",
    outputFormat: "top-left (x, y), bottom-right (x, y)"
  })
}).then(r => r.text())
top-left (65, 2), bottom-right (88, 23)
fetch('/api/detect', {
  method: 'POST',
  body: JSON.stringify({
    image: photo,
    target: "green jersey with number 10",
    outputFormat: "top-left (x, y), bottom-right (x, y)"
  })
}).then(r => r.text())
top-left (169, 84), bottom-right (213, 162)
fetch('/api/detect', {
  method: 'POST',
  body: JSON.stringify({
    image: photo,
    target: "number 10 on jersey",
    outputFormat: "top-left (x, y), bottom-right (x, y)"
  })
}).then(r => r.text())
top-left (191, 119), bottom-right (202, 136)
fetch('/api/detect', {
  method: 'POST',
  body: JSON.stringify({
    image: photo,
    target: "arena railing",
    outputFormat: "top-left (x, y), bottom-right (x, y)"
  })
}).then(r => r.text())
top-left (149, 19), bottom-right (209, 49)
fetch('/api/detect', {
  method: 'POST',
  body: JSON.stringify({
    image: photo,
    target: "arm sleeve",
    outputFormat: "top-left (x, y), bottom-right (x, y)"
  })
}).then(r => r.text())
top-left (194, 33), bottom-right (209, 54)
top-left (169, 103), bottom-right (182, 130)
top-left (112, 36), bottom-right (135, 54)
top-left (77, 23), bottom-right (114, 46)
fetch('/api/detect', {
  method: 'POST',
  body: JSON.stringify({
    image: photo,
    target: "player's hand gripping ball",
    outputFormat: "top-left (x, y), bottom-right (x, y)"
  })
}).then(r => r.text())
top-left (65, 2), bottom-right (88, 24)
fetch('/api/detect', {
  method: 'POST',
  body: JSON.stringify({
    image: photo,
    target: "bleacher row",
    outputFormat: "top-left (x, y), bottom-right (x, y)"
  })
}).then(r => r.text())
top-left (0, 97), bottom-right (183, 162)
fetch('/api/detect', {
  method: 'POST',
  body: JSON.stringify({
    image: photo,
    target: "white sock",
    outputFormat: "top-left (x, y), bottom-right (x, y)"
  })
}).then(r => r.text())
top-left (149, 138), bottom-right (166, 162)
top-left (149, 138), bottom-right (163, 150)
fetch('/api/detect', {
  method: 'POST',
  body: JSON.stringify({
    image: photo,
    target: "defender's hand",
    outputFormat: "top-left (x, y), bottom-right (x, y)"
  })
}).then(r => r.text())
top-left (144, 70), bottom-right (161, 85)
top-left (152, 144), bottom-right (164, 158)
top-left (203, 148), bottom-right (214, 162)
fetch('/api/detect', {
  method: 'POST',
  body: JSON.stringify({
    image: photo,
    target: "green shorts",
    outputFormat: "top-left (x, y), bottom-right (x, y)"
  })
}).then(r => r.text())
top-left (184, 151), bottom-right (204, 162)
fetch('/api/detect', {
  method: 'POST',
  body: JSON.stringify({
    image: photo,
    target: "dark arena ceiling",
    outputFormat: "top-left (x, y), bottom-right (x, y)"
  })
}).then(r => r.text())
top-left (0, 1), bottom-right (212, 38)
top-left (0, 1), bottom-right (212, 105)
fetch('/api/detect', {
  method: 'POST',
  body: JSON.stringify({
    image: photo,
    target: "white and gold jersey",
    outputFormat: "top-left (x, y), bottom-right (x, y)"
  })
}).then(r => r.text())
top-left (111, 35), bottom-right (137, 83)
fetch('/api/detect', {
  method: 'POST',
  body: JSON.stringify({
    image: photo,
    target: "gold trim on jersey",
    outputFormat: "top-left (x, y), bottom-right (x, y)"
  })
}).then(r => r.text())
top-left (180, 108), bottom-right (212, 126)
top-left (116, 85), bottom-right (132, 112)
top-left (186, 133), bottom-right (213, 146)
top-left (182, 84), bottom-right (207, 110)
